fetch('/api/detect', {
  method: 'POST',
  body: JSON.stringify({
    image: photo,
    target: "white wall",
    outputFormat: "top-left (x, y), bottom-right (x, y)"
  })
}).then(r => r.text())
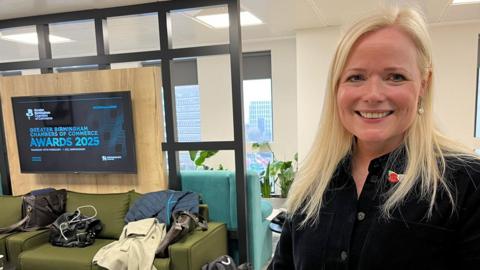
top-left (295, 21), bottom-right (480, 161)
top-left (429, 21), bottom-right (480, 148)
top-left (296, 27), bottom-right (340, 161)
top-left (198, 38), bottom-right (298, 169)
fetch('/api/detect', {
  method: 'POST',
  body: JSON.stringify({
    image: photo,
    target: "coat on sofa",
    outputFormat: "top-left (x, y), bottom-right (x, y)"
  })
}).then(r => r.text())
top-left (0, 190), bottom-right (227, 270)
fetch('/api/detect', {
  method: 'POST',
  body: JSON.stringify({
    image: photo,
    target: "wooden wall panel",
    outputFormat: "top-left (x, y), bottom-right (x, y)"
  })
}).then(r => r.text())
top-left (0, 67), bottom-right (166, 195)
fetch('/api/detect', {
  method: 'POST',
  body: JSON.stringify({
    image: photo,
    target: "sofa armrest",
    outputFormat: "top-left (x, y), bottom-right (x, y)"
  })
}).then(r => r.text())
top-left (168, 222), bottom-right (227, 270)
top-left (6, 230), bottom-right (50, 268)
top-left (260, 199), bottom-right (273, 220)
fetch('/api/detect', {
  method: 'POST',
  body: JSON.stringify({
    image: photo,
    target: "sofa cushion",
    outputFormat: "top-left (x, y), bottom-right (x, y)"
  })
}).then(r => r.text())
top-left (128, 190), bottom-right (142, 208)
top-left (19, 238), bottom-right (115, 270)
top-left (153, 258), bottom-right (170, 270)
top-left (0, 195), bottom-right (22, 227)
top-left (6, 230), bottom-right (50, 268)
top-left (66, 191), bottom-right (129, 239)
top-left (0, 234), bottom-right (10, 261)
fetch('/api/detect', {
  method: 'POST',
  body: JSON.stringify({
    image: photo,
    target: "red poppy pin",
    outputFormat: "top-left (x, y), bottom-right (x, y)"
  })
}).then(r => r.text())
top-left (387, 170), bottom-right (404, 183)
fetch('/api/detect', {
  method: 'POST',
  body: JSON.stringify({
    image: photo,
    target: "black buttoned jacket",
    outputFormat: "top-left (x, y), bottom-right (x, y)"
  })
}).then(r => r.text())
top-left (269, 150), bottom-right (480, 270)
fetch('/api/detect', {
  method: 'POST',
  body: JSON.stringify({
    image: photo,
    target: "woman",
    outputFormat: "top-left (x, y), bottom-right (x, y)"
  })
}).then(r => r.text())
top-left (269, 7), bottom-right (480, 270)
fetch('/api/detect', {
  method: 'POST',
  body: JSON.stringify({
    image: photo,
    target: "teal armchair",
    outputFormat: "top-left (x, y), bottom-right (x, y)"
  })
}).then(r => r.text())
top-left (181, 170), bottom-right (273, 270)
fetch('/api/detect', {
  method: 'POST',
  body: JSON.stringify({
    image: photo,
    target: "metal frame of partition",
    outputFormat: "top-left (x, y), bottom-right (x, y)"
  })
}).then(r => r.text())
top-left (0, 0), bottom-right (250, 262)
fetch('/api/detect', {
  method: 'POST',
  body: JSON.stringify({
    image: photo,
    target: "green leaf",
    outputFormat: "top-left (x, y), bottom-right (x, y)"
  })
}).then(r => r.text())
top-left (189, 150), bottom-right (198, 162)
top-left (192, 150), bottom-right (219, 168)
top-left (200, 150), bottom-right (218, 160)
top-left (281, 161), bottom-right (292, 170)
top-left (260, 162), bottom-right (272, 198)
top-left (195, 155), bottom-right (206, 166)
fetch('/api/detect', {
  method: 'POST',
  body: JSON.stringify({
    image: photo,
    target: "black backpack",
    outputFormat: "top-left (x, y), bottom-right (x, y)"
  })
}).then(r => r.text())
top-left (49, 206), bottom-right (102, 248)
top-left (202, 255), bottom-right (252, 270)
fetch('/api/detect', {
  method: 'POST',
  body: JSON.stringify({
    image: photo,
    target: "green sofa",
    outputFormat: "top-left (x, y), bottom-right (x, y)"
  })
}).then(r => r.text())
top-left (0, 190), bottom-right (227, 270)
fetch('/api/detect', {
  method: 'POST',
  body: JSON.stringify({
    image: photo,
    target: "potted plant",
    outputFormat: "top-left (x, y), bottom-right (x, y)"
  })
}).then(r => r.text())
top-left (253, 143), bottom-right (297, 198)
top-left (273, 156), bottom-right (296, 198)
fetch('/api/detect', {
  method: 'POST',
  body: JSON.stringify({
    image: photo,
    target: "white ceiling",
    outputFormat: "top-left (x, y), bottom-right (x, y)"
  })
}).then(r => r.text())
top-left (0, 1), bottom-right (479, 29)
top-left (0, 0), bottom-right (479, 61)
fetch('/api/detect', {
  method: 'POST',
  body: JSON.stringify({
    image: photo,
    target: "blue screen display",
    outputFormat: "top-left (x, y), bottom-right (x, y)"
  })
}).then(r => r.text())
top-left (11, 91), bottom-right (137, 173)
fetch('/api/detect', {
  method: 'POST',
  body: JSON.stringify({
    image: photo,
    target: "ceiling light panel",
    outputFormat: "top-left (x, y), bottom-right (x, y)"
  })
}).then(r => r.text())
top-left (195, 11), bottom-right (263, 28)
top-left (0, 32), bottom-right (72, 45)
top-left (170, 5), bottom-right (230, 49)
top-left (451, 0), bottom-right (480, 5)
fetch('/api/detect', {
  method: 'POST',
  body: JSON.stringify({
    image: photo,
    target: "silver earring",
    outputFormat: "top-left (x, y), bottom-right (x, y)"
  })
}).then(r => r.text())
top-left (417, 98), bottom-right (424, 115)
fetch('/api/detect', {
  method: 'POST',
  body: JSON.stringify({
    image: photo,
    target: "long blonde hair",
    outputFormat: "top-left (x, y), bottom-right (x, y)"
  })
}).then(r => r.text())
top-left (287, 7), bottom-right (474, 225)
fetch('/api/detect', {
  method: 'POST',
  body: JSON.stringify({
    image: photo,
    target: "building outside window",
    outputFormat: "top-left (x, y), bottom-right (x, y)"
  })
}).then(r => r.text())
top-left (143, 58), bottom-right (200, 170)
top-left (244, 79), bottom-right (273, 143)
top-left (175, 84), bottom-right (201, 170)
top-left (152, 52), bottom-right (274, 171)
top-left (175, 85), bottom-right (201, 143)
top-left (242, 52), bottom-right (274, 174)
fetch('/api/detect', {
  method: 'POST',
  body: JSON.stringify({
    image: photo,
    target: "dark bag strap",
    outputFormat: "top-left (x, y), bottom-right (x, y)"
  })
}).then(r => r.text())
top-left (156, 211), bottom-right (208, 258)
top-left (19, 203), bottom-right (54, 232)
top-left (0, 202), bottom-right (39, 233)
top-left (0, 213), bottom-right (30, 234)
top-left (0, 206), bottom-right (51, 233)
top-left (173, 210), bottom-right (208, 231)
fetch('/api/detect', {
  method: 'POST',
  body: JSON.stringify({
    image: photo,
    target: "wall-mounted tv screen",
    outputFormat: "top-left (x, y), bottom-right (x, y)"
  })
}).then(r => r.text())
top-left (11, 91), bottom-right (137, 173)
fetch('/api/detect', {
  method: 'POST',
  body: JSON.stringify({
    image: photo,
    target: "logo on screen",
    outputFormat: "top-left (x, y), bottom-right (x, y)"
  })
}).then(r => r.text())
top-left (25, 108), bottom-right (53, 121)
top-left (26, 109), bottom-right (34, 120)
top-left (101, 155), bottom-right (122, 161)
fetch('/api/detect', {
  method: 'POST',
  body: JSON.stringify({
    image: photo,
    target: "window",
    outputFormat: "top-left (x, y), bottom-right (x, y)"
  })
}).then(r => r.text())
top-left (108, 13), bottom-right (160, 53)
top-left (243, 78), bottom-right (273, 142)
top-left (242, 51), bottom-right (273, 143)
top-left (246, 151), bottom-right (273, 173)
top-left (149, 52), bottom-right (273, 170)
top-left (176, 85), bottom-right (201, 170)
top-left (175, 85), bottom-right (201, 142)
top-left (243, 51), bottom-right (273, 173)
top-left (143, 59), bottom-right (200, 169)
top-left (49, 20), bottom-right (96, 58)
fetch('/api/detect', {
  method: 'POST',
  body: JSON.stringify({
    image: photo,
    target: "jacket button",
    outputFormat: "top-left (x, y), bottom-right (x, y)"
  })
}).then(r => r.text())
top-left (357, 212), bottom-right (366, 221)
top-left (340, 251), bottom-right (348, 261)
